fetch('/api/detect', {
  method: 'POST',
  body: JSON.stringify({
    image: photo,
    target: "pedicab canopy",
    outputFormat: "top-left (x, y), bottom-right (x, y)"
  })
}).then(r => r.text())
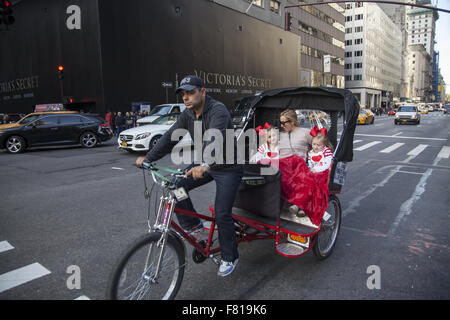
top-left (240, 86), bottom-right (360, 163)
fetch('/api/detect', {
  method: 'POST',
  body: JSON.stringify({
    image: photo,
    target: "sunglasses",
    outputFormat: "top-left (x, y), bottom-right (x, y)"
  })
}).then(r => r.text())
top-left (280, 120), bottom-right (291, 126)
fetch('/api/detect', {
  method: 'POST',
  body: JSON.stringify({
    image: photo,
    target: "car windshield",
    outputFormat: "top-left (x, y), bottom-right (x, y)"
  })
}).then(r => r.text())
top-left (233, 97), bottom-right (253, 115)
top-left (148, 105), bottom-right (172, 116)
top-left (398, 106), bottom-right (416, 112)
top-left (18, 114), bottom-right (42, 124)
top-left (151, 114), bottom-right (179, 125)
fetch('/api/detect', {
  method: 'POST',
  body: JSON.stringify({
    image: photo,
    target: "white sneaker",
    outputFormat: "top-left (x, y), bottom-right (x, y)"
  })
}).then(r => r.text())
top-left (217, 259), bottom-right (239, 277)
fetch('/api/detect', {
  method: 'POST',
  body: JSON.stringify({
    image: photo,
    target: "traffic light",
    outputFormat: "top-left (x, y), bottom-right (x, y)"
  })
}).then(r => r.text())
top-left (284, 11), bottom-right (293, 31)
top-left (57, 65), bottom-right (64, 80)
top-left (0, 1), bottom-right (15, 26)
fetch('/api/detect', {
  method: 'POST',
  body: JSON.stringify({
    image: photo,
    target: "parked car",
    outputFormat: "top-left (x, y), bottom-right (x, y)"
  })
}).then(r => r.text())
top-left (0, 112), bottom-right (112, 153)
top-left (0, 111), bottom-right (78, 131)
top-left (118, 113), bottom-right (191, 152)
top-left (394, 105), bottom-right (420, 125)
top-left (136, 103), bottom-right (186, 125)
top-left (444, 104), bottom-right (450, 115)
top-left (357, 109), bottom-right (374, 125)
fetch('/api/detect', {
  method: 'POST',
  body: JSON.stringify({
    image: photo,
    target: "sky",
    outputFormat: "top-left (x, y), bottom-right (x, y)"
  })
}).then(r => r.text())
top-left (435, 1), bottom-right (450, 92)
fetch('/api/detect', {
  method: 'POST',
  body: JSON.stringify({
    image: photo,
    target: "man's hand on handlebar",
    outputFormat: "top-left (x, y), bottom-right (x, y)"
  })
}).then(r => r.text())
top-left (136, 156), bottom-right (147, 168)
top-left (184, 165), bottom-right (208, 180)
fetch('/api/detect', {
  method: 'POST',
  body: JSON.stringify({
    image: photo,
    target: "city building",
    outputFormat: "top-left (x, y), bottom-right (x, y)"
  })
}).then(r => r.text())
top-left (344, 2), bottom-right (402, 109)
top-left (407, 45), bottom-right (432, 102)
top-left (1, 0), bottom-right (304, 114)
top-left (214, 0), bottom-right (346, 88)
top-left (406, 1), bottom-right (439, 101)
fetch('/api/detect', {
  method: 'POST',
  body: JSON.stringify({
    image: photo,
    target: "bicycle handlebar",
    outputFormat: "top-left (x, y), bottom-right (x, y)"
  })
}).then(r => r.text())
top-left (138, 161), bottom-right (185, 187)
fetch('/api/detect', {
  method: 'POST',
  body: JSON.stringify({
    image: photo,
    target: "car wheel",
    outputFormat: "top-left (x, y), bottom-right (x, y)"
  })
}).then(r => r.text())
top-left (80, 131), bottom-right (98, 148)
top-left (149, 135), bottom-right (161, 150)
top-left (5, 135), bottom-right (26, 153)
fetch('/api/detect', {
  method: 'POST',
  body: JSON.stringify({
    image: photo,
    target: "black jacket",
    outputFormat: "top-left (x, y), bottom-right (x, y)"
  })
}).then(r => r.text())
top-left (145, 95), bottom-right (240, 171)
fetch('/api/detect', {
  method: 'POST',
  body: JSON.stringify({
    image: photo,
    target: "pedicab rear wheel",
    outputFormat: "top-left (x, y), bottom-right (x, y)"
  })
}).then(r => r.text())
top-left (313, 195), bottom-right (341, 260)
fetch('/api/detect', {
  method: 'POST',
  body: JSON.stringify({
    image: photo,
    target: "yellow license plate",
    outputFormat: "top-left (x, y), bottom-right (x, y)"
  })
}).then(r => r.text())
top-left (402, 120), bottom-right (407, 122)
top-left (121, 142), bottom-right (127, 147)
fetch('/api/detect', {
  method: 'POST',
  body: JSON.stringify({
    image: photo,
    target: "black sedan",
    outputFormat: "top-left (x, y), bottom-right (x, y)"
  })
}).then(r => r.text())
top-left (0, 113), bottom-right (113, 153)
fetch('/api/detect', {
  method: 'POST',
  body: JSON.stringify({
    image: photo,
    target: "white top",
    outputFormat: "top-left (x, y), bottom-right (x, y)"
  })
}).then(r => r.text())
top-left (307, 147), bottom-right (333, 173)
top-left (279, 127), bottom-right (312, 160)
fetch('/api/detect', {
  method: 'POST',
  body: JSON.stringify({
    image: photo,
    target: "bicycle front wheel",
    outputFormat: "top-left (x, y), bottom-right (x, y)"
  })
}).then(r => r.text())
top-left (107, 232), bottom-right (185, 300)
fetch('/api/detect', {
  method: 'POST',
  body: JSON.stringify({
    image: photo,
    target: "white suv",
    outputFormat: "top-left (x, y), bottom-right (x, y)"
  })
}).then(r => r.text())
top-left (137, 103), bottom-right (186, 125)
top-left (395, 105), bottom-right (420, 125)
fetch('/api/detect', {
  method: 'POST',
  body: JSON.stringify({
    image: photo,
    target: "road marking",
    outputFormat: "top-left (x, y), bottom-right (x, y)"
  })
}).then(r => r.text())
top-left (111, 167), bottom-right (125, 170)
top-left (354, 141), bottom-right (382, 151)
top-left (392, 132), bottom-right (403, 136)
top-left (387, 157), bottom-right (440, 238)
top-left (0, 241), bottom-right (14, 254)
top-left (354, 133), bottom-right (446, 141)
top-left (0, 263), bottom-right (51, 293)
top-left (380, 143), bottom-right (405, 154)
top-left (436, 146), bottom-right (450, 158)
top-left (75, 295), bottom-right (91, 300)
top-left (353, 139), bottom-right (363, 143)
top-left (407, 144), bottom-right (428, 156)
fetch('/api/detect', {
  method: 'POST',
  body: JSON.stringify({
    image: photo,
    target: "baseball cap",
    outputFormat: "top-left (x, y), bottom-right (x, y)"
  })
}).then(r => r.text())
top-left (176, 75), bottom-right (205, 93)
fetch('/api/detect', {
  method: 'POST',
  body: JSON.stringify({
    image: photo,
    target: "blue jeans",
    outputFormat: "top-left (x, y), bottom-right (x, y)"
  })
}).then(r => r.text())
top-left (175, 164), bottom-right (243, 262)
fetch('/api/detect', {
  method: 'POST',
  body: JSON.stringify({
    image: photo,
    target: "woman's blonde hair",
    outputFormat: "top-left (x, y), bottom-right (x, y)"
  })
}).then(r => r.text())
top-left (280, 109), bottom-right (299, 127)
top-left (312, 133), bottom-right (334, 151)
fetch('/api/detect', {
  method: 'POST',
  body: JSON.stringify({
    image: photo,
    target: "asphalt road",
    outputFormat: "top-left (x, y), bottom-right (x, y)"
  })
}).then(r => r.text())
top-left (0, 112), bottom-right (449, 301)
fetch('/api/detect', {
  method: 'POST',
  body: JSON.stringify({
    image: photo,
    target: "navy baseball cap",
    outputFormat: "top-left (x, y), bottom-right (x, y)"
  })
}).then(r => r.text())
top-left (176, 75), bottom-right (205, 93)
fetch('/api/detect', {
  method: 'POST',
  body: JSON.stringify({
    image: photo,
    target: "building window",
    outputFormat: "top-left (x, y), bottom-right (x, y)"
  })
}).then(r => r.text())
top-left (354, 74), bottom-right (362, 80)
top-left (345, 75), bottom-right (352, 81)
top-left (355, 50), bottom-right (363, 57)
top-left (355, 38), bottom-right (363, 45)
top-left (345, 63), bottom-right (352, 69)
top-left (354, 63), bottom-right (362, 69)
top-left (345, 51), bottom-right (352, 57)
top-left (252, 0), bottom-right (263, 8)
top-left (355, 14), bottom-right (363, 20)
top-left (270, 1), bottom-right (280, 13)
top-left (355, 26), bottom-right (363, 33)
top-left (346, 16), bottom-right (353, 22)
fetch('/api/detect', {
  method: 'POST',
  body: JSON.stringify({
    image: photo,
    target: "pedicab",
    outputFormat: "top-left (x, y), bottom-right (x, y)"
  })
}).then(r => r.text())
top-left (107, 86), bottom-right (360, 300)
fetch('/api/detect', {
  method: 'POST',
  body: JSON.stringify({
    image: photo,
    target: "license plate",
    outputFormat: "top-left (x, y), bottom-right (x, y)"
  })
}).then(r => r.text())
top-left (402, 120), bottom-right (407, 122)
top-left (121, 141), bottom-right (128, 147)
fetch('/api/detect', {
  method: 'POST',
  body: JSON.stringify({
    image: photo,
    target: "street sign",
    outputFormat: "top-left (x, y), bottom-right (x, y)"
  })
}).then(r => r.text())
top-left (161, 82), bottom-right (173, 88)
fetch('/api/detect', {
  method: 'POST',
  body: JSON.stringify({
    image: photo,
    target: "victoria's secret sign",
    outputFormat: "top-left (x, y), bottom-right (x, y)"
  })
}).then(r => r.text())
top-left (0, 76), bottom-right (40, 94)
top-left (194, 70), bottom-right (272, 90)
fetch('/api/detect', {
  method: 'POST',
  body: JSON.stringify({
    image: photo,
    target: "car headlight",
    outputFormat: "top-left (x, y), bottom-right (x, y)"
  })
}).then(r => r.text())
top-left (395, 115), bottom-right (399, 119)
top-left (411, 115), bottom-right (416, 119)
top-left (135, 132), bottom-right (151, 140)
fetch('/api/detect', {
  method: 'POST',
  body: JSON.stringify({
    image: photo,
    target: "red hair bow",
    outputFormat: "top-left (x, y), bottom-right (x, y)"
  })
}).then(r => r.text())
top-left (255, 122), bottom-right (271, 136)
top-left (310, 125), bottom-right (327, 137)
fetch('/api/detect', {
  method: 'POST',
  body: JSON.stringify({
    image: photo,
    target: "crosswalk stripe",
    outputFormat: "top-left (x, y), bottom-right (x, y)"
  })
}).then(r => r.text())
top-left (0, 263), bottom-right (51, 293)
top-left (407, 144), bottom-right (428, 156)
top-left (354, 141), bottom-right (382, 151)
top-left (380, 143), bottom-right (405, 154)
top-left (436, 146), bottom-right (450, 158)
top-left (353, 140), bottom-right (363, 143)
top-left (0, 241), bottom-right (14, 254)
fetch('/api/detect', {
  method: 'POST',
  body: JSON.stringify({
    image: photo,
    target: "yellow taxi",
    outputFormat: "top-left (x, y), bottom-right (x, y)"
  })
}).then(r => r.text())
top-left (0, 111), bottom-right (78, 130)
top-left (419, 107), bottom-right (429, 114)
top-left (357, 109), bottom-right (374, 125)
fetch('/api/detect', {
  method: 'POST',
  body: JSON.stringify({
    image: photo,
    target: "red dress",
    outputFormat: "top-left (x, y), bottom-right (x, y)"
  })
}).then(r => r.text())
top-left (278, 155), bottom-right (330, 226)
